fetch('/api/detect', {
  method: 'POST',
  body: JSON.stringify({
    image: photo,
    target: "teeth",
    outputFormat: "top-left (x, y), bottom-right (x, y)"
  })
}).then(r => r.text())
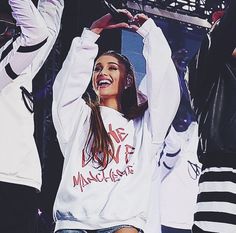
top-left (98, 79), bottom-right (112, 86)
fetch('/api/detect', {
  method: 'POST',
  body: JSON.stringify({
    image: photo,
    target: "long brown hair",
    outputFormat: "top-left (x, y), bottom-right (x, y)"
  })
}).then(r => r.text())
top-left (83, 51), bottom-right (148, 169)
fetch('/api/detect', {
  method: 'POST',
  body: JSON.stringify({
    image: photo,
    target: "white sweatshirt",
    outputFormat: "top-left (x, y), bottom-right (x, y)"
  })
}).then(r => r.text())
top-left (0, 0), bottom-right (49, 90)
top-left (52, 19), bottom-right (180, 231)
top-left (160, 122), bottom-right (201, 230)
top-left (144, 123), bottom-right (200, 233)
top-left (0, 0), bottom-right (64, 190)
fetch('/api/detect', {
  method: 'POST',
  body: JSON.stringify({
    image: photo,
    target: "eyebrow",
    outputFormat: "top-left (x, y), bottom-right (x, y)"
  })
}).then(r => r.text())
top-left (95, 62), bottom-right (119, 66)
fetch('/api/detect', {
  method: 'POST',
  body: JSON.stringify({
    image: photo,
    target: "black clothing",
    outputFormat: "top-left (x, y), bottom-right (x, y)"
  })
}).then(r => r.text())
top-left (189, 1), bottom-right (236, 166)
top-left (189, 1), bottom-right (236, 232)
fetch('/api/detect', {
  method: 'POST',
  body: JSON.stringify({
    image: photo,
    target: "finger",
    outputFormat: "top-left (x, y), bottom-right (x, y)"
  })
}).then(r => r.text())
top-left (135, 13), bottom-right (148, 20)
top-left (106, 22), bottom-right (130, 29)
top-left (118, 9), bottom-right (134, 20)
top-left (133, 13), bottom-right (148, 27)
top-left (129, 24), bottom-right (139, 31)
top-left (134, 14), bottom-right (148, 23)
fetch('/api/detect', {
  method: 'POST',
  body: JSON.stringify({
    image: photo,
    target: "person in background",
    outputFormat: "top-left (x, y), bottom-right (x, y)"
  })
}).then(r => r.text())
top-left (160, 49), bottom-right (201, 233)
top-left (52, 10), bottom-right (180, 233)
top-left (0, 0), bottom-right (48, 89)
top-left (142, 49), bottom-right (200, 233)
top-left (0, 0), bottom-right (64, 232)
top-left (188, 1), bottom-right (236, 232)
top-left (160, 122), bottom-right (201, 233)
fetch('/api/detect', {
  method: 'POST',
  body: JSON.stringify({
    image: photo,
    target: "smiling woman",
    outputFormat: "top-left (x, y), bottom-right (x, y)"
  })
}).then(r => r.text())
top-left (52, 9), bottom-right (180, 233)
top-left (84, 50), bottom-right (148, 169)
top-left (93, 53), bottom-right (127, 109)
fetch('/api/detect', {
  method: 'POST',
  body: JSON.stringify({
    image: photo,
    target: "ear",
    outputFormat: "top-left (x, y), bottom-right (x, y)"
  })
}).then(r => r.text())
top-left (125, 74), bottom-right (133, 89)
top-left (232, 48), bottom-right (236, 58)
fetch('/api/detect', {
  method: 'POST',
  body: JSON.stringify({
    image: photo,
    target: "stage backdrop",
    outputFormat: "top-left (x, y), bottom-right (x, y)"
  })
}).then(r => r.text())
top-left (121, 17), bottom-right (207, 86)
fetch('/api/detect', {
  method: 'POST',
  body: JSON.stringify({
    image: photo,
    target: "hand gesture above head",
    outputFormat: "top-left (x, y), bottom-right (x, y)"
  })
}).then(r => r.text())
top-left (129, 13), bottom-right (149, 31)
top-left (90, 9), bottom-right (134, 35)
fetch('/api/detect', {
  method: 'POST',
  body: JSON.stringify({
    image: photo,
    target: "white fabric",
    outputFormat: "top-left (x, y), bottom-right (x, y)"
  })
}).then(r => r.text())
top-left (0, 0), bottom-right (64, 190)
top-left (160, 122), bottom-right (201, 229)
top-left (0, 0), bottom-right (48, 89)
top-left (159, 126), bottom-right (182, 181)
top-left (143, 162), bottom-right (162, 233)
top-left (144, 126), bottom-right (182, 233)
top-left (195, 221), bottom-right (236, 233)
top-left (52, 19), bottom-right (180, 231)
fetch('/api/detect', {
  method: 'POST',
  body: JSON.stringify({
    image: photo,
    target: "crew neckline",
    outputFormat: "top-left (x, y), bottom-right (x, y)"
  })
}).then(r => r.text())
top-left (100, 105), bottom-right (125, 117)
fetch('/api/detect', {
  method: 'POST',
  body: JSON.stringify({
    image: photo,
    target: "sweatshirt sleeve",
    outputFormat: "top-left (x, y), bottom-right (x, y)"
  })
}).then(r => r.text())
top-left (0, 0), bottom-right (49, 90)
top-left (0, 0), bottom-right (64, 91)
top-left (137, 18), bottom-right (180, 144)
top-left (52, 28), bottom-right (100, 143)
top-left (158, 126), bottom-right (181, 181)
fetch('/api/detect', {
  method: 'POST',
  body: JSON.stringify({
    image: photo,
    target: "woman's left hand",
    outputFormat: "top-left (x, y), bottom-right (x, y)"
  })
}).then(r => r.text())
top-left (129, 13), bottom-right (149, 31)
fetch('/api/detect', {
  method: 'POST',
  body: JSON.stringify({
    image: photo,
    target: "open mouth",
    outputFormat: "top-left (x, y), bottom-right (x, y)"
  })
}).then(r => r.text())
top-left (97, 78), bottom-right (113, 88)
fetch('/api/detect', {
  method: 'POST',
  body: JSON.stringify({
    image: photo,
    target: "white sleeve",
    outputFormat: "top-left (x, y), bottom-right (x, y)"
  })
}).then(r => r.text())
top-left (37, 0), bottom-right (64, 37)
top-left (159, 126), bottom-right (182, 181)
top-left (0, 0), bottom-right (49, 90)
top-left (144, 127), bottom-right (182, 233)
top-left (137, 18), bottom-right (180, 144)
top-left (0, 0), bottom-right (64, 91)
top-left (52, 28), bottom-right (100, 143)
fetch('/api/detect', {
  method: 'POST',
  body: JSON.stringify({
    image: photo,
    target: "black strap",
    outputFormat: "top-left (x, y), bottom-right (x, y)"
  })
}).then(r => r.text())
top-left (17, 38), bottom-right (47, 53)
top-left (5, 63), bottom-right (18, 80)
top-left (20, 86), bottom-right (34, 113)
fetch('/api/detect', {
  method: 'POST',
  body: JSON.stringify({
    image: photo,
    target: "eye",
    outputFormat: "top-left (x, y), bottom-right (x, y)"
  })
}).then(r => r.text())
top-left (94, 66), bottom-right (102, 72)
top-left (109, 65), bottom-right (118, 71)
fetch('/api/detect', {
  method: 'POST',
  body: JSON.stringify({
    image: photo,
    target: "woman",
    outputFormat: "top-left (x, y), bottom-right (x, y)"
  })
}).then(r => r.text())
top-left (52, 10), bottom-right (180, 233)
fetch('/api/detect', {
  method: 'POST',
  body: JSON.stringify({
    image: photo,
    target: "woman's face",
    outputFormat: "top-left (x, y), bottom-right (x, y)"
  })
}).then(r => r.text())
top-left (93, 55), bottom-right (127, 101)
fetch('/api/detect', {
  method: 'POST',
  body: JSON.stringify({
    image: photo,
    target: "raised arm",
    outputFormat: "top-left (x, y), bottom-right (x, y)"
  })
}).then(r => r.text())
top-left (0, 0), bottom-right (48, 90)
top-left (23, 0), bottom-right (64, 79)
top-left (52, 11), bottom-right (132, 144)
top-left (38, 0), bottom-right (64, 37)
top-left (0, 0), bottom-right (64, 91)
top-left (52, 28), bottom-right (103, 144)
top-left (134, 15), bottom-right (180, 144)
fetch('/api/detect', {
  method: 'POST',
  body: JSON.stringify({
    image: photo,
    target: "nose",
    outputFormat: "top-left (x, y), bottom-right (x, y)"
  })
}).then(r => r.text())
top-left (98, 67), bottom-right (108, 76)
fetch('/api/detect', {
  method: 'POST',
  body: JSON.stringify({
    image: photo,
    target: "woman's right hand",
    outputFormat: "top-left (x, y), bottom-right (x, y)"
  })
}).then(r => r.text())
top-left (90, 10), bottom-right (133, 35)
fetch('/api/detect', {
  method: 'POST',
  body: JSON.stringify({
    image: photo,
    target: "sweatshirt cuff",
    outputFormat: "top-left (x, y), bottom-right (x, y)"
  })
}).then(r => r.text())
top-left (137, 18), bottom-right (157, 38)
top-left (81, 28), bottom-right (100, 43)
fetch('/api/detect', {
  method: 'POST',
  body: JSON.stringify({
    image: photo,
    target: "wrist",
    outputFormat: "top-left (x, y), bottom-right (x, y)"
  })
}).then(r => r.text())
top-left (90, 27), bottom-right (103, 35)
top-left (81, 28), bottom-right (100, 42)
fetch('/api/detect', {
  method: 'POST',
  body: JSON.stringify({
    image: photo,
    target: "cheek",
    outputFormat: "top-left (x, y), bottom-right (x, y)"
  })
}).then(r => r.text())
top-left (92, 75), bottom-right (97, 89)
top-left (118, 75), bottom-right (126, 88)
